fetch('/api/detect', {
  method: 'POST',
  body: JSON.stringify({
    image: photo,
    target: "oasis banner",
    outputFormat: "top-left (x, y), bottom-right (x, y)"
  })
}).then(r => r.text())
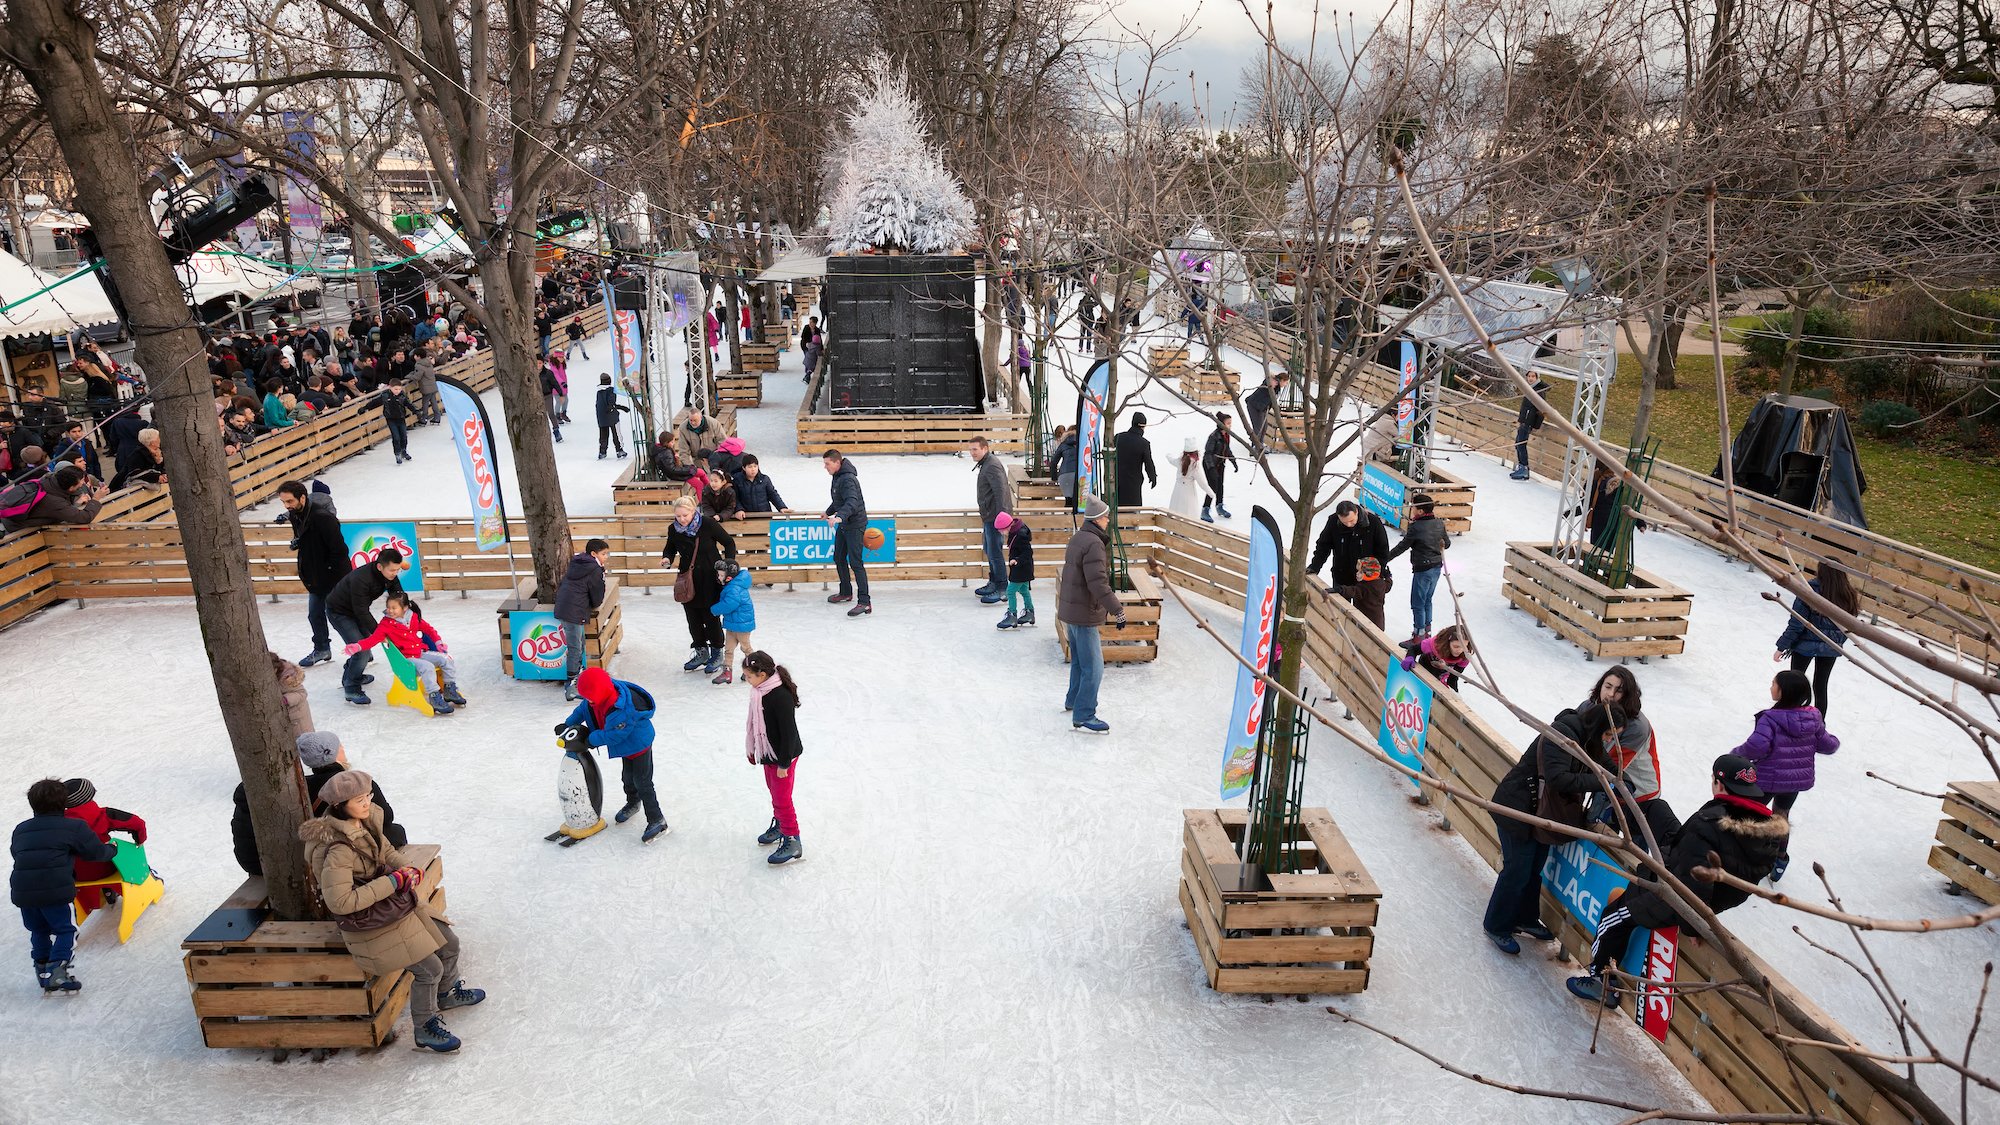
top-left (603, 281), bottom-right (644, 382)
top-left (1377, 655), bottom-right (1433, 789)
top-left (768, 518), bottom-right (897, 566)
top-left (1074, 358), bottom-right (1110, 512)
top-left (1396, 340), bottom-right (1419, 443)
top-left (343, 521), bottom-right (424, 592)
top-left (1219, 508), bottom-right (1284, 800)
top-left (437, 375), bottom-right (510, 551)
top-left (508, 610), bottom-right (569, 681)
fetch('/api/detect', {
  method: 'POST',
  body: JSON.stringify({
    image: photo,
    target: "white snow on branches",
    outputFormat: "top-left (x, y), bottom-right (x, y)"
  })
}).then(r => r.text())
top-left (826, 64), bottom-right (974, 255)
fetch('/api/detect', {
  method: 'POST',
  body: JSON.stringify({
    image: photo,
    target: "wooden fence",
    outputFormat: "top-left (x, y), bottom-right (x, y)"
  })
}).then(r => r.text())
top-left (1218, 330), bottom-right (2000, 668)
top-left (1142, 506), bottom-right (1917, 1124)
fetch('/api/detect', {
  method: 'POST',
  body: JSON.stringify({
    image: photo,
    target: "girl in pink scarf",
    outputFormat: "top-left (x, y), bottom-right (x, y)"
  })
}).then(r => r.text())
top-left (743, 651), bottom-right (805, 865)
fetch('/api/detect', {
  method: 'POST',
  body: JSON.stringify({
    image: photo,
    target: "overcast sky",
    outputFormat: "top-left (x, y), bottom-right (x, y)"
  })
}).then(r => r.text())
top-left (1098, 0), bottom-right (1399, 119)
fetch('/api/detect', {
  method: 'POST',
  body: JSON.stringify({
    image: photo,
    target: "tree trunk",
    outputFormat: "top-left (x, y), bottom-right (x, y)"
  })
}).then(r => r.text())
top-left (1631, 302), bottom-right (1683, 446)
top-left (1250, 510), bottom-right (1315, 871)
top-left (478, 236), bottom-right (571, 600)
top-left (980, 244), bottom-right (1004, 404)
top-left (1777, 294), bottom-right (1807, 398)
top-left (6, 0), bottom-right (315, 917)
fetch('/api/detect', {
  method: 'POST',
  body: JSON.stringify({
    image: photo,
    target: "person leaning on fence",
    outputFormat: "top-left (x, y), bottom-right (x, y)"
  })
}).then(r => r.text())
top-left (1309, 500), bottom-right (1392, 630)
top-left (1, 465), bottom-right (105, 532)
top-left (1481, 702), bottom-right (1620, 955)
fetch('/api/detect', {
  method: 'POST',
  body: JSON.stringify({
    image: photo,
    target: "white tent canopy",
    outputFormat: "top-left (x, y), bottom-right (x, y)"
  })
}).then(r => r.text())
top-left (0, 250), bottom-right (119, 341)
top-left (176, 251), bottom-right (321, 305)
top-left (753, 252), bottom-right (828, 283)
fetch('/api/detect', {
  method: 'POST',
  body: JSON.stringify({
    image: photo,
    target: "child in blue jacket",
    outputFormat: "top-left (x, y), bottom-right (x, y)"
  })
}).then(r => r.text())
top-left (710, 558), bottom-right (757, 685)
top-left (11, 778), bottom-right (118, 991)
top-left (563, 668), bottom-right (668, 842)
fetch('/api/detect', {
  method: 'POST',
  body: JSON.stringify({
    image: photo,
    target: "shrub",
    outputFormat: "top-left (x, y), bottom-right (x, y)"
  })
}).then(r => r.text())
top-left (1858, 400), bottom-right (1920, 440)
top-left (1741, 306), bottom-right (1856, 371)
top-left (1837, 356), bottom-right (1904, 402)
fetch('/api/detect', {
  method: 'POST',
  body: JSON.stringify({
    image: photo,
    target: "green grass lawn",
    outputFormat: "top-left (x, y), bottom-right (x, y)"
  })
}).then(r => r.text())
top-left (1532, 354), bottom-right (2000, 573)
top-left (1685, 314), bottom-right (1762, 344)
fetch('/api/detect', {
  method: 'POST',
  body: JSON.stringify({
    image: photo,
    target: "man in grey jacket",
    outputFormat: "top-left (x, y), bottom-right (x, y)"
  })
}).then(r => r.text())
top-left (412, 344), bottom-right (441, 425)
top-left (1057, 495), bottom-right (1125, 733)
top-left (969, 436), bottom-right (1013, 604)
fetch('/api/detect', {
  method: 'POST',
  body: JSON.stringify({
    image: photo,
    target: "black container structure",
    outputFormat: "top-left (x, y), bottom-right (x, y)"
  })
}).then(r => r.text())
top-left (822, 254), bottom-right (979, 414)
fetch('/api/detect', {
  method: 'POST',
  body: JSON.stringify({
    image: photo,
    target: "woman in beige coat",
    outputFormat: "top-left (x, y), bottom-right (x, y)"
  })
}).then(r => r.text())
top-left (270, 652), bottom-right (314, 740)
top-left (299, 770), bottom-right (484, 1052)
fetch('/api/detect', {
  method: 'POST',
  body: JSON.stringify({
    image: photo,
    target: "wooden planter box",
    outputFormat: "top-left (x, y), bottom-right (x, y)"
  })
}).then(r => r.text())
top-left (1008, 468), bottom-right (1071, 516)
top-left (181, 845), bottom-right (444, 1051)
top-left (1148, 344), bottom-right (1191, 381)
top-left (610, 460), bottom-right (691, 516)
top-left (738, 342), bottom-right (780, 373)
top-left (497, 576), bottom-right (623, 676)
top-left (1181, 363), bottom-right (1239, 406)
top-left (717, 371), bottom-right (764, 408)
top-left (762, 321), bottom-right (793, 350)
top-left (1375, 463), bottom-right (1477, 534)
top-left (1054, 565), bottom-right (1161, 664)
top-left (1931, 781), bottom-right (2000, 904)
top-left (1179, 808), bottom-right (1380, 995)
top-left (1502, 542), bottom-right (1692, 660)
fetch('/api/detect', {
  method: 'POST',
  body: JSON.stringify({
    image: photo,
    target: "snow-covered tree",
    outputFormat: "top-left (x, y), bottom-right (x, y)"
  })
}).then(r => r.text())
top-left (826, 65), bottom-right (974, 254)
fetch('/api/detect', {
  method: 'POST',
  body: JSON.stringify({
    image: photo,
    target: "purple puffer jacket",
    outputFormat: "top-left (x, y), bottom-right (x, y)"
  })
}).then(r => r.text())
top-left (1732, 706), bottom-right (1839, 794)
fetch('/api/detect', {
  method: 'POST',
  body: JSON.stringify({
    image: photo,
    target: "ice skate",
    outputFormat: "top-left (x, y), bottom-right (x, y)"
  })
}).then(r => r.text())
top-left (435, 981), bottom-right (486, 1011)
top-left (996, 612), bottom-right (1019, 630)
top-left (613, 800), bottom-right (642, 825)
top-left (48, 961), bottom-right (79, 992)
top-left (34, 961), bottom-right (55, 993)
top-left (298, 649), bottom-right (332, 667)
top-left (344, 690), bottom-right (371, 706)
top-left (711, 667), bottom-right (733, 684)
top-left (683, 647), bottom-right (709, 671)
top-left (441, 683), bottom-right (467, 707)
top-left (826, 592), bottom-right (853, 604)
top-left (767, 836), bottom-right (803, 865)
top-left (426, 691), bottom-right (456, 715)
top-left (847, 603), bottom-right (872, 617)
top-left (414, 1016), bottom-right (460, 1053)
top-left (641, 821), bottom-right (672, 844)
top-left (1072, 718), bottom-right (1110, 734)
top-left (1566, 973), bottom-right (1618, 1006)
top-left (757, 817), bottom-right (782, 846)
top-left (1017, 610), bottom-right (1037, 627)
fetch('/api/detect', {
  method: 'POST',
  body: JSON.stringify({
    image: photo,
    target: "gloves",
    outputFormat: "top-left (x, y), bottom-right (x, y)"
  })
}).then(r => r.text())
top-left (1114, 613), bottom-right (1128, 630)
top-left (342, 642), bottom-right (362, 656)
top-left (553, 720), bottom-right (572, 735)
top-left (389, 868), bottom-right (415, 892)
top-left (1400, 653), bottom-right (1417, 672)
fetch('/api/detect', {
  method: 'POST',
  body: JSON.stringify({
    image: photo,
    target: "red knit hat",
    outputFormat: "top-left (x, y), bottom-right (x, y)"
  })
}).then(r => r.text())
top-left (576, 667), bottom-right (615, 707)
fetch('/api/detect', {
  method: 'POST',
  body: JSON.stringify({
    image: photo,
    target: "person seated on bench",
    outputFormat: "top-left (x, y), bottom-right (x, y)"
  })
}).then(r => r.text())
top-left (231, 732), bottom-right (409, 876)
top-left (61, 779), bottom-right (145, 913)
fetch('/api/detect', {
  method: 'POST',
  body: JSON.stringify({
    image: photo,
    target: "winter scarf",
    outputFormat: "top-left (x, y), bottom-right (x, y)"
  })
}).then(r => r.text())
top-left (746, 674), bottom-right (783, 763)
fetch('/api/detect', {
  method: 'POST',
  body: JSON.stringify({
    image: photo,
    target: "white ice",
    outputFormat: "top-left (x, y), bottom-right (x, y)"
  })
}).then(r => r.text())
top-left (2, 310), bottom-right (1991, 1122)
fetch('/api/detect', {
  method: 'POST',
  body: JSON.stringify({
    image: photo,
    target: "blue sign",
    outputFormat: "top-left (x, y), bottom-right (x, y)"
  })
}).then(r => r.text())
top-left (1541, 838), bottom-right (1631, 930)
top-left (1377, 656), bottom-right (1434, 789)
top-left (1219, 508), bottom-right (1283, 799)
top-left (509, 609), bottom-right (569, 681)
top-left (1074, 359), bottom-right (1110, 512)
top-left (768, 518), bottom-right (897, 566)
top-left (1396, 340), bottom-right (1419, 443)
top-left (1359, 462), bottom-right (1406, 529)
top-left (343, 521), bottom-right (425, 592)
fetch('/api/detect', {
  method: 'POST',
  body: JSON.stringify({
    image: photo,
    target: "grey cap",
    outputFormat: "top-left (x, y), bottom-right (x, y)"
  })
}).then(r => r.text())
top-left (296, 731), bottom-right (342, 770)
top-left (1082, 495), bottom-right (1111, 521)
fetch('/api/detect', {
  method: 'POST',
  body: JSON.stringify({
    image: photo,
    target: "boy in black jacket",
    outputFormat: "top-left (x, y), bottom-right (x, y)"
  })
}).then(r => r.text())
top-left (1566, 754), bottom-right (1790, 1005)
top-left (1385, 493), bottom-right (1450, 637)
top-left (11, 778), bottom-right (118, 991)
top-left (370, 378), bottom-right (414, 464)
top-left (732, 455), bottom-right (789, 514)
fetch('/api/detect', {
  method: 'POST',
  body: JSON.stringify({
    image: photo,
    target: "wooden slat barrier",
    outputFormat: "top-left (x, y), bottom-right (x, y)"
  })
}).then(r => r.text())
top-left (0, 529), bottom-right (58, 631)
top-left (1930, 781), bottom-right (2000, 904)
top-left (1225, 325), bottom-right (2000, 668)
top-left (796, 401), bottom-right (1030, 456)
top-left (82, 304), bottom-right (609, 523)
top-left (1138, 506), bottom-right (1916, 1124)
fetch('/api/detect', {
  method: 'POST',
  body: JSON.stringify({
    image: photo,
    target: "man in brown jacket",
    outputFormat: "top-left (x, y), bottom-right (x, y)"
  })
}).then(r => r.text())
top-left (1057, 495), bottom-right (1125, 733)
top-left (670, 406), bottom-right (721, 468)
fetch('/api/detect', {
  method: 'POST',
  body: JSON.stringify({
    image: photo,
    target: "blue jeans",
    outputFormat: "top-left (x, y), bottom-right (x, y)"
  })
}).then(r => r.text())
top-left (1064, 623), bottom-right (1103, 722)
top-left (307, 590), bottom-right (331, 652)
top-left (1482, 819), bottom-right (1549, 937)
top-left (330, 612), bottom-right (370, 693)
top-left (21, 904), bottom-right (76, 964)
top-left (561, 620), bottom-right (586, 680)
top-left (981, 524), bottom-right (1006, 590)
top-left (621, 750), bottom-right (663, 824)
top-left (1410, 566), bottom-right (1441, 635)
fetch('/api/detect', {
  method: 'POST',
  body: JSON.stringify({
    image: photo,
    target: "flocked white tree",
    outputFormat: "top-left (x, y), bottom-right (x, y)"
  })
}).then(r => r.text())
top-left (826, 63), bottom-right (975, 254)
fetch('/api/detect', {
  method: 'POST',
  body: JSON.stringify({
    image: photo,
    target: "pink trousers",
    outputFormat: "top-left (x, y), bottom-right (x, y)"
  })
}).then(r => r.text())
top-left (763, 761), bottom-right (799, 836)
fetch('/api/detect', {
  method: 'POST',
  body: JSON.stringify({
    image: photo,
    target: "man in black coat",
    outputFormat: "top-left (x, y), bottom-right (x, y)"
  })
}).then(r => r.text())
top-left (1567, 754), bottom-right (1789, 1004)
top-left (279, 480), bottom-right (353, 666)
top-left (1112, 411), bottom-right (1157, 508)
top-left (822, 449), bottom-right (870, 615)
top-left (232, 732), bottom-right (408, 876)
top-left (325, 547), bottom-right (408, 705)
top-left (1308, 500), bottom-right (1393, 629)
top-left (1512, 377), bottom-right (1550, 480)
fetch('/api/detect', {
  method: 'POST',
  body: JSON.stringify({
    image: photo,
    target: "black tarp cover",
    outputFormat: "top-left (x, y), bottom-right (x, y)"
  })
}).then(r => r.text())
top-left (1715, 394), bottom-right (1868, 527)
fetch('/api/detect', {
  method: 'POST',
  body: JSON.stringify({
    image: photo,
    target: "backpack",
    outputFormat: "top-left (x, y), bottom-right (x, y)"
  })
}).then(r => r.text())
top-left (0, 475), bottom-right (48, 522)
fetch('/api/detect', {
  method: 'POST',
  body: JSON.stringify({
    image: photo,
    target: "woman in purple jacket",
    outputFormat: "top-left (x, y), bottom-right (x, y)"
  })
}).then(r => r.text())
top-left (1732, 669), bottom-right (1838, 880)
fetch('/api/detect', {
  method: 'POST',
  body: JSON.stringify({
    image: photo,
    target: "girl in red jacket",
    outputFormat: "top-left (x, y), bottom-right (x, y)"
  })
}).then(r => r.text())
top-left (62, 777), bottom-right (146, 912)
top-left (343, 591), bottom-right (467, 712)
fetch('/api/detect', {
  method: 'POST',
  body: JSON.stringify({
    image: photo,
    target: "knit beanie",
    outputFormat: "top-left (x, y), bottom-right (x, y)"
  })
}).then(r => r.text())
top-left (994, 512), bottom-right (1013, 531)
top-left (296, 731), bottom-right (342, 771)
top-left (62, 778), bottom-right (95, 809)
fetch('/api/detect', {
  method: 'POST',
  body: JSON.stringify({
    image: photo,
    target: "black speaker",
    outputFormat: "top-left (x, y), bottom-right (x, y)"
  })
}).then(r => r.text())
top-left (824, 255), bottom-right (978, 414)
top-left (1776, 451), bottom-right (1825, 510)
top-left (607, 271), bottom-right (647, 311)
top-left (376, 263), bottom-right (430, 321)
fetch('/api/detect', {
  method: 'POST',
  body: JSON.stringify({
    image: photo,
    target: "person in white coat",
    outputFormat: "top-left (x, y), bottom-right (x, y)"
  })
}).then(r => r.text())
top-left (1167, 436), bottom-right (1215, 517)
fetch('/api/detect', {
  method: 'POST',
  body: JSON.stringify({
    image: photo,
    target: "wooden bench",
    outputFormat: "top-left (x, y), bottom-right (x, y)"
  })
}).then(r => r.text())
top-left (182, 845), bottom-right (444, 1050)
top-left (1932, 781), bottom-right (2000, 904)
top-left (1179, 807), bottom-right (1380, 994)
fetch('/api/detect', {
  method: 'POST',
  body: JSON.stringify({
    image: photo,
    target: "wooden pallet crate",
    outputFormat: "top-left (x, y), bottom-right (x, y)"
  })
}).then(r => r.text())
top-left (1053, 564), bottom-right (1161, 663)
top-left (738, 342), bottom-right (780, 373)
top-left (1502, 542), bottom-right (1692, 660)
top-left (795, 405), bottom-right (1028, 456)
top-left (609, 461), bottom-right (691, 516)
top-left (762, 321), bottom-right (794, 350)
top-left (1148, 344), bottom-right (1192, 380)
top-left (1179, 807), bottom-right (1379, 995)
top-left (717, 372), bottom-right (764, 408)
top-left (1931, 781), bottom-right (2000, 904)
top-left (1180, 362), bottom-right (1239, 406)
top-left (496, 577), bottom-right (622, 675)
top-left (1370, 464), bottom-right (1477, 533)
top-left (181, 846), bottom-right (445, 1050)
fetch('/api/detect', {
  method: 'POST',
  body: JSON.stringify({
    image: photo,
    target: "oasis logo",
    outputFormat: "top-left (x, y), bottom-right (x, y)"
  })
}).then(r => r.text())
top-left (615, 311), bottom-right (640, 370)
top-left (350, 531), bottom-right (414, 569)
top-left (461, 416), bottom-right (496, 510)
top-left (1381, 684), bottom-right (1427, 747)
top-left (515, 622), bottom-right (568, 670)
top-left (1240, 577), bottom-right (1278, 738)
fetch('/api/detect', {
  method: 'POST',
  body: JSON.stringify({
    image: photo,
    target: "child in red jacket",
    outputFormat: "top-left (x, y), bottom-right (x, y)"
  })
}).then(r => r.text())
top-left (343, 590), bottom-right (467, 712)
top-left (62, 777), bottom-right (146, 912)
